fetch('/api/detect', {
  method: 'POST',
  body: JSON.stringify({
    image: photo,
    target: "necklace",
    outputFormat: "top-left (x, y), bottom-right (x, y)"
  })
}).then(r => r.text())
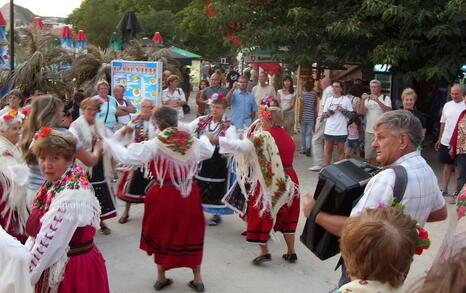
top-left (208, 120), bottom-right (221, 133)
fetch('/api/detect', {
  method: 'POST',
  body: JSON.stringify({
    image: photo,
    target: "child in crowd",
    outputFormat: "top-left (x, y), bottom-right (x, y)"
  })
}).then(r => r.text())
top-left (345, 116), bottom-right (362, 159)
top-left (337, 207), bottom-right (419, 293)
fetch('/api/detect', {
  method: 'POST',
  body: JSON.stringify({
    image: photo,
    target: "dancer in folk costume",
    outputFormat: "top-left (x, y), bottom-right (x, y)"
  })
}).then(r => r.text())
top-left (25, 128), bottom-right (109, 293)
top-left (104, 106), bottom-right (214, 292)
top-left (187, 95), bottom-right (237, 226)
top-left (208, 105), bottom-right (300, 264)
top-left (115, 99), bottom-right (158, 224)
top-left (69, 98), bottom-right (116, 235)
top-left (0, 110), bottom-right (29, 243)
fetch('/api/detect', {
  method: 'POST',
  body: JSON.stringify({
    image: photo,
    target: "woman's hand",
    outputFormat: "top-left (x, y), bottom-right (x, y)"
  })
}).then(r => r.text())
top-left (94, 139), bottom-right (103, 155)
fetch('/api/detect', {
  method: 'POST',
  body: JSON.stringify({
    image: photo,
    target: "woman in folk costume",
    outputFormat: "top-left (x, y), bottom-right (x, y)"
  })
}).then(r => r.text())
top-left (114, 98), bottom-right (158, 224)
top-left (69, 98), bottom-right (116, 235)
top-left (104, 106), bottom-right (214, 292)
top-left (187, 95), bottom-right (237, 226)
top-left (208, 105), bottom-right (300, 265)
top-left (25, 128), bottom-right (109, 293)
top-left (0, 109), bottom-right (29, 243)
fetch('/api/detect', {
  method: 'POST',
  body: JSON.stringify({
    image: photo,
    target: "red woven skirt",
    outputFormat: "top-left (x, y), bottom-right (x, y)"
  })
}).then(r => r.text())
top-left (246, 169), bottom-right (300, 243)
top-left (140, 183), bottom-right (205, 270)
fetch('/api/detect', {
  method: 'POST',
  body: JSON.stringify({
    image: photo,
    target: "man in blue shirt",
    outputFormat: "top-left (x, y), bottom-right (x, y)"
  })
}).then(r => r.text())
top-left (226, 75), bottom-right (258, 130)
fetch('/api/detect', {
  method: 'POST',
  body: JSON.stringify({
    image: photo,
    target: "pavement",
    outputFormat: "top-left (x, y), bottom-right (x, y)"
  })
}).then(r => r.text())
top-left (96, 94), bottom-right (458, 293)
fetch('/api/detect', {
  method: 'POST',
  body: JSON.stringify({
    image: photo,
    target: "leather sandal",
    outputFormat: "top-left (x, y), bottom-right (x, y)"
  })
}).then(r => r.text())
top-left (154, 278), bottom-right (173, 291)
top-left (282, 253), bottom-right (298, 263)
top-left (188, 280), bottom-right (205, 292)
top-left (252, 253), bottom-right (271, 265)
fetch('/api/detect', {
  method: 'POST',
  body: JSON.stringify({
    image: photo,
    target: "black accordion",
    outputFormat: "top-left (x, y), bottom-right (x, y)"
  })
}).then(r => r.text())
top-left (300, 159), bottom-right (378, 260)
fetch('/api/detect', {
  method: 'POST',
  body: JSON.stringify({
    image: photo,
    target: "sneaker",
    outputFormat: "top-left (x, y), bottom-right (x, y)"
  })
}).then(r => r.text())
top-left (308, 166), bottom-right (322, 172)
top-left (207, 215), bottom-right (222, 226)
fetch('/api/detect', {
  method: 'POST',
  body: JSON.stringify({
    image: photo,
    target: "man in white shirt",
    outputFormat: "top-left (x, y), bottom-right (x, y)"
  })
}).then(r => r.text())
top-left (358, 80), bottom-right (392, 164)
top-left (303, 110), bottom-right (447, 286)
top-left (309, 77), bottom-right (333, 171)
top-left (114, 85), bottom-right (136, 130)
top-left (251, 71), bottom-right (276, 105)
top-left (435, 84), bottom-right (466, 197)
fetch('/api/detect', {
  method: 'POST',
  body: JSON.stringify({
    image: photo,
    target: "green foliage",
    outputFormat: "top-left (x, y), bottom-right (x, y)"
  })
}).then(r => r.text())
top-left (137, 10), bottom-right (181, 43)
top-left (67, 0), bottom-right (122, 48)
top-left (214, 0), bottom-right (466, 81)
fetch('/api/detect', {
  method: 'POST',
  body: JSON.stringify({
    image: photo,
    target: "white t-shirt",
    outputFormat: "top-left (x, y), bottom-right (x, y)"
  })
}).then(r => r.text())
top-left (252, 84), bottom-right (276, 105)
top-left (116, 99), bottom-right (131, 124)
top-left (278, 89), bottom-right (295, 111)
top-left (323, 96), bottom-right (353, 136)
top-left (364, 94), bottom-right (392, 134)
top-left (318, 86), bottom-right (334, 117)
top-left (161, 88), bottom-right (186, 120)
top-left (440, 100), bottom-right (466, 146)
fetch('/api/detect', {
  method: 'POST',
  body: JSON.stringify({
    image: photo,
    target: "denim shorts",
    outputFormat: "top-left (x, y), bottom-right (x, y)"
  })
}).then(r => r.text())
top-left (324, 134), bottom-right (348, 142)
top-left (347, 139), bottom-right (361, 148)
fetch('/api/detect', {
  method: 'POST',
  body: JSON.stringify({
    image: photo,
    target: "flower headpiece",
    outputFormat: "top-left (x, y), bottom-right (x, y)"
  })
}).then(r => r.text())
top-left (211, 93), bottom-right (224, 101)
top-left (259, 104), bottom-right (272, 121)
top-left (33, 127), bottom-right (53, 140)
top-left (261, 96), bottom-right (274, 106)
top-left (1, 109), bottom-right (24, 124)
top-left (21, 105), bottom-right (31, 116)
top-left (376, 197), bottom-right (430, 255)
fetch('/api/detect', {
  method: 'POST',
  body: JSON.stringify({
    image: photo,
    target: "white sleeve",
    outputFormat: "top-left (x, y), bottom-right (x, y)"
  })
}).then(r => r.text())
top-left (350, 169), bottom-right (395, 216)
top-left (383, 95), bottom-right (392, 108)
top-left (103, 137), bottom-right (157, 165)
top-left (161, 90), bottom-right (168, 102)
top-left (226, 125), bottom-right (238, 139)
top-left (197, 135), bottom-right (215, 161)
top-left (219, 137), bottom-right (253, 154)
top-left (181, 118), bottom-right (200, 134)
top-left (322, 97), bottom-right (331, 112)
top-left (29, 209), bottom-right (79, 285)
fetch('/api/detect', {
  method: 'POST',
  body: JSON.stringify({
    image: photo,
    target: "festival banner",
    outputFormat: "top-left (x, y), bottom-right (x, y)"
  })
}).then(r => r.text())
top-left (111, 60), bottom-right (163, 115)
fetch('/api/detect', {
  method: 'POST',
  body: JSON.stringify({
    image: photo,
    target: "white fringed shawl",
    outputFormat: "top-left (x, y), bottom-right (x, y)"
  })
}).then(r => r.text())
top-left (0, 135), bottom-right (29, 235)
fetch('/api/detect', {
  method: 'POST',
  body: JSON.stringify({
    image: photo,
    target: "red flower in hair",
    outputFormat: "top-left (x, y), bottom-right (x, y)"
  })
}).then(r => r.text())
top-left (217, 94), bottom-right (224, 100)
top-left (35, 127), bottom-right (53, 140)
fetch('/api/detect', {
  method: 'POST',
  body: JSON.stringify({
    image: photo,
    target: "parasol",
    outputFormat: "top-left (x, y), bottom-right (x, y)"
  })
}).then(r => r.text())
top-left (116, 11), bottom-right (142, 45)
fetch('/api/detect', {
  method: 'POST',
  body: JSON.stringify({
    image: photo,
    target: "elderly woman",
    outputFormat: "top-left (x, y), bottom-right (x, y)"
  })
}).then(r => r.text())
top-left (208, 106), bottom-right (300, 265)
top-left (161, 75), bottom-right (187, 120)
top-left (93, 80), bottom-right (119, 131)
top-left (25, 128), bottom-right (109, 292)
top-left (0, 110), bottom-right (29, 243)
top-left (115, 98), bottom-right (158, 224)
top-left (401, 88), bottom-right (426, 135)
top-left (0, 89), bottom-right (24, 117)
top-left (69, 98), bottom-right (116, 235)
top-left (104, 106), bottom-right (214, 292)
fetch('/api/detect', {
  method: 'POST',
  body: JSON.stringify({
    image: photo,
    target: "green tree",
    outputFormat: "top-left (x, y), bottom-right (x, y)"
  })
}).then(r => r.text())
top-left (137, 10), bottom-right (182, 43)
top-left (213, 0), bottom-right (466, 81)
top-left (67, 0), bottom-right (122, 48)
top-left (177, 0), bottom-right (237, 60)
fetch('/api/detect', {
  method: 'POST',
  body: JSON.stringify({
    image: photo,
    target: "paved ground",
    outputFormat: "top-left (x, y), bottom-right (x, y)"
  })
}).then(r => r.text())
top-left (96, 95), bottom-right (457, 293)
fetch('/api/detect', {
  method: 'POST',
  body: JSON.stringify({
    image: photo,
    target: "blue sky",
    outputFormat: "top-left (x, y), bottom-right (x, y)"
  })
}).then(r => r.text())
top-left (0, 0), bottom-right (82, 17)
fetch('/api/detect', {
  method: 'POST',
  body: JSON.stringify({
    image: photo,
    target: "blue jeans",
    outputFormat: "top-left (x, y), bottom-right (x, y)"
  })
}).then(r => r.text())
top-left (300, 121), bottom-right (313, 152)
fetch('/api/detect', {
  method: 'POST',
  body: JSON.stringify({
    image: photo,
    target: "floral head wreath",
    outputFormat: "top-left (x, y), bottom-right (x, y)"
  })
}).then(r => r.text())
top-left (1, 109), bottom-right (24, 124)
top-left (376, 197), bottom-right (430, 255)
top-left (33, 127), bottom-right (53, 141)
top-left (456, 189), bottom-right (466, 220)
top-left (261, 96), bottom-right (274, 106)
top-left (259, 104), bottom-right (272, 121)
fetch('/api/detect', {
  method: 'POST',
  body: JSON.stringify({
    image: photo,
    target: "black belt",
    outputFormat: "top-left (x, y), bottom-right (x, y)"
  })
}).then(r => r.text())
top-left (68, 240), bottom-right (94, 256)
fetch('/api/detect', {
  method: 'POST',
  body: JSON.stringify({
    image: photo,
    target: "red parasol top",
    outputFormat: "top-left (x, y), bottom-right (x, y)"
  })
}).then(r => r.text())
top-left (31, 17), bottom-right (45, 30)
top-left (0, 12), bottom-right (6, 26)
top-left (60, 26), bottom-right (73, 38)
top-left (76, 30), bottom-right (88, 41)
top-left (152, 32), bottom-right (164, 43)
